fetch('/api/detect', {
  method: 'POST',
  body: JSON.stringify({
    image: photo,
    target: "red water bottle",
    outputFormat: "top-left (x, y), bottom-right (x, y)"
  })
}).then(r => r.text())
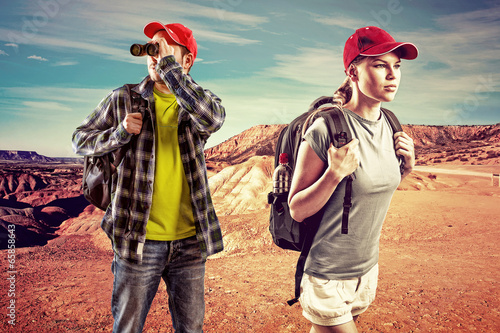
top-left (273, 153), bottom-right (292, 194)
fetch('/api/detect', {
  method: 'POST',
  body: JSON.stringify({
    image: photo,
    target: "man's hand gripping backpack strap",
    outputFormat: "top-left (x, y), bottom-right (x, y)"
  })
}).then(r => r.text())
top-left (111, 84), bottom-right (145, 170)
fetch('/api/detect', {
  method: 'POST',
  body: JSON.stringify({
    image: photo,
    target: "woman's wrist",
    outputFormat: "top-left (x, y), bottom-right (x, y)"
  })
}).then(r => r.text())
top-left (324, 166), bottom-right (344, 186)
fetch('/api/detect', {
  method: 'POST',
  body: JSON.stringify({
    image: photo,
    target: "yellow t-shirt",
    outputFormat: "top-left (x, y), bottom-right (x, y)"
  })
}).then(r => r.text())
top-left (146, 87), bottom-right (196, 240)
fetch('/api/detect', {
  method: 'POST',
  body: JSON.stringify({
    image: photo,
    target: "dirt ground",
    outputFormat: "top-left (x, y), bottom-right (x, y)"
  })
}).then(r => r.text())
top-left (1, 167), bottom-right (500, 332)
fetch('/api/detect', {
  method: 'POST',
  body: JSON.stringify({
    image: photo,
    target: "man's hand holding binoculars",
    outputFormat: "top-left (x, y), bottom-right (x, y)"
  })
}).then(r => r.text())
top-left (153, 38), bottom-right (175, 62)
top-left (130, 37), bottom-right (175, 61)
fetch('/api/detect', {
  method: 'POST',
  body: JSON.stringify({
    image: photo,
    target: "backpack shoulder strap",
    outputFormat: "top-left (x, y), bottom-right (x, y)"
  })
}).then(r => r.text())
top-left (381, 108), bottom-right (405, 175)
top-left (124, 83), bottom-right (147, 114)
top-left (112, 84), bottom-right (144, 168)
top-left (316, 107), bottom-right (352, 234)
top-left (317, 107), bottom-right (351, 148)
top-left (288, 106), bottom-right (353, 306)
top-left (307, 96), bottom-right (334, 112)
top-left (381, 107), bottom-right (403, 132)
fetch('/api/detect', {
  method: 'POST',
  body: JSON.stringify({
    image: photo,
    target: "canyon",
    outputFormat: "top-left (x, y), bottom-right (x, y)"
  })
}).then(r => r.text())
top-left (0, 123), bottom-right (499, 332)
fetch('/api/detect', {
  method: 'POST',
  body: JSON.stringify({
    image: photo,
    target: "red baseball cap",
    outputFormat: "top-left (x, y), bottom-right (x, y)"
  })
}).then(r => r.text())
top-left (143, 22), bottom-right (198, 62)
top-left (343, 26), bottom-right (418, 70)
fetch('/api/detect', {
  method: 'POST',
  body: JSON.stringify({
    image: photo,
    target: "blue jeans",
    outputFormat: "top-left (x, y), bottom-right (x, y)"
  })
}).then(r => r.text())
top-left (111, 236), bottom-right (206, 333)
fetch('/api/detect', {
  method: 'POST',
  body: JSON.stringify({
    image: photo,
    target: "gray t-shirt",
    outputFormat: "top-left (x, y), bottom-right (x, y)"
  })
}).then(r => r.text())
top-left (303, 108), bottom-right (400, 280)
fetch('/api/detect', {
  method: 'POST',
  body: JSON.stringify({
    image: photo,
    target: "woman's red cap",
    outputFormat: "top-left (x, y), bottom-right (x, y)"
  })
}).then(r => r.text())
top-left (343, 26), bottom-right (418, 70)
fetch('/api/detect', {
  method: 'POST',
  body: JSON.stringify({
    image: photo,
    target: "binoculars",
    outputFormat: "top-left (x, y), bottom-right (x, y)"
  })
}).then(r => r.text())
top-left (130, 43), bottom-right (159, 57)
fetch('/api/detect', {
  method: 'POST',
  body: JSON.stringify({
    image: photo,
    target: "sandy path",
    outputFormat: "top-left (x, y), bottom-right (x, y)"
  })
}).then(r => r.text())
top-left (414, 165), bottom-right (498, 178)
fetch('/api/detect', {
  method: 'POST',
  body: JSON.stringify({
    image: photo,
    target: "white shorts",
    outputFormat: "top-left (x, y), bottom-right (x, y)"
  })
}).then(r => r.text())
top-left (299, 264), bottom-right (379, 327)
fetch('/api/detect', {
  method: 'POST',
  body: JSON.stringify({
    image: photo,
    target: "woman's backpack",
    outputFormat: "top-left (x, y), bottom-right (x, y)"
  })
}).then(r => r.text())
top-left (268, 96), bottom-right (403, 305)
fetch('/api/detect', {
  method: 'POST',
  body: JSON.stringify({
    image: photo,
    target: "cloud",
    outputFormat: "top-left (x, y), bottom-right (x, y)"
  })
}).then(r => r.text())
top-left (404, 4), bottom-right (500, 70)
top-left (0, 86), bottom-right (117, 157)
top-left (436, 4), bottom-right (500, 31)
top-left (198, 59), bottom-right (227, 65)
top-left (194, 29), bottom-right (261, 46)
top-left (0, 86), bottom-right (111, 120)
top-left (311, 12), bottom-right (365, 30)
top-left (180, 0), bottom-right (268, 26)
top-left (0, 50), bottom-right (8, 56)
top-left (1, 86), bottom-right (110, 105)
top-left (78, 0), bottom-right (268, 27)
top-left (51, 0), bottom-right (267, 46)
top-left (6, 31), bottom-right (134, 63)
top-left (5, 43), bottom-right (18, 48)
top-left (295, 2), bottom-right (500, 126)
top-left (249, 2), bottom-right (500, 127)
top-left (28, 55), bottom-right (48, 61)
top-left (389, 4), bottom-right (500, 125)
top-left (0, 0), bottom-right (269, 69)
top-left (263, 47), bottom-right (345, 87)
top-left (0, 1), bottom-right (263, 65)
top-left (22, 101), bottom-right (72, 112)
top-left (52, 60), bottom-right (79, 66)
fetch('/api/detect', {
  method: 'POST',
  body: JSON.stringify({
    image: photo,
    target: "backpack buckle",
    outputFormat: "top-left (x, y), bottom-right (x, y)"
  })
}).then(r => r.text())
top-left (336, 131), bottom-right (348, 146)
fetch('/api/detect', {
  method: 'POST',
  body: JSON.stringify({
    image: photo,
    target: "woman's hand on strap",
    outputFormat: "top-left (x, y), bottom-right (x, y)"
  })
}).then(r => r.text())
top-left (288, 139), bottom-right (359, 222)
top-left (394, 132), bottom-right (415, 179)
top-left (327, 139), bottom-right (360, 179)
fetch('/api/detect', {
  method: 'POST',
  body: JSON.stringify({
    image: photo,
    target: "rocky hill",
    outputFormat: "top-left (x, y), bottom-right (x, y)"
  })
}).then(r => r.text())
top-left (205, 123), bottom-right (500, 167)
top-left (0, 173), bottom-right (48, 197)
top-left (0, 166), bottom-right (86, 249)
top-left (404, 124), bottom-right (500, 147)
top-left (205, 124), bottom-right (286, 171)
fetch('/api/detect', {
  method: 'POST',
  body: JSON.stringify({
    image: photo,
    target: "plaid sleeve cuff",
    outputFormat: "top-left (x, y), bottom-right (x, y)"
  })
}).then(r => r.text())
top-left (156, 55), bottom-right (181, 74)
top-left (115, 121), bottom-right (133, 144)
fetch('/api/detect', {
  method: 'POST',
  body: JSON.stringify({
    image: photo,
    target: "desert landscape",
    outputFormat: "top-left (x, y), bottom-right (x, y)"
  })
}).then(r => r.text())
top-left (1, 123), bottom-right (500, 332)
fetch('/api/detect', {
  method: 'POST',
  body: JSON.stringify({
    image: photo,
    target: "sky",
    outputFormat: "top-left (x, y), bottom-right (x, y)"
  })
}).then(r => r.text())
top-left (0, 0), bottom-right (499, 157)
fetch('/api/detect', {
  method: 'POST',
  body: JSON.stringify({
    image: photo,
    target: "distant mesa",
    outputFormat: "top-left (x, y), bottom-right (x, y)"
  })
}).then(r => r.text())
top-left (0, 150), bottom-right (82, 164)
top-left (0, 150), bottom-right (57, 162)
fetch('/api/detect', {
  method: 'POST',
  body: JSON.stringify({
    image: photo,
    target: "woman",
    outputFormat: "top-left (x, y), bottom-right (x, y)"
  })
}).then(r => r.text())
top-left (288, 26), bottom-right (418, 333)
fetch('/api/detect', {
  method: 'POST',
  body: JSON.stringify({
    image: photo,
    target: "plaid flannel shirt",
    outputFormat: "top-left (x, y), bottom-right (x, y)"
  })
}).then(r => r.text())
top-left (72, 56), bottom-right (225, 263)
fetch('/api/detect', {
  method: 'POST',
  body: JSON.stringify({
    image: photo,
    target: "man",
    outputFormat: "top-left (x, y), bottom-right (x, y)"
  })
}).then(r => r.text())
top-left (72, 21), bottom-right (225, 332)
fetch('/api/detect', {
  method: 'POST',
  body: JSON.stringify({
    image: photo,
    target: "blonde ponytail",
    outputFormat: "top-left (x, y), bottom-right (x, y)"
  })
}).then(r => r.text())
top-left (333, 76), bottom-right (353, 107)
top-left (301, 76), bottom-right (354, 136)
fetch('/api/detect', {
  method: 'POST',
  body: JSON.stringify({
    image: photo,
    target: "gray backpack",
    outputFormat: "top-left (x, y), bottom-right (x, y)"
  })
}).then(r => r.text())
top-left (268, 96), bottom-right (404, 305)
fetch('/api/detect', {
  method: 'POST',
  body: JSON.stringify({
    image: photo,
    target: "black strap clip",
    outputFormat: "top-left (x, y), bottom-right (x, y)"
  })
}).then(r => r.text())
top-left (336, 131), bottom-right (348, 146)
